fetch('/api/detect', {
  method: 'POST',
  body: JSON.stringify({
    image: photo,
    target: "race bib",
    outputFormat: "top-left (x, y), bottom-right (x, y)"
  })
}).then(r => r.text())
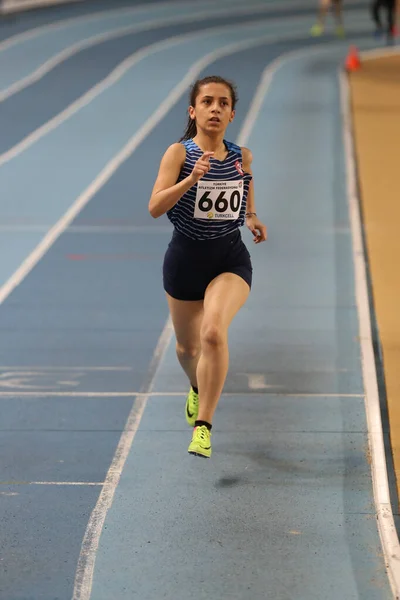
top-left (194, 180), bottom-right (243, 220)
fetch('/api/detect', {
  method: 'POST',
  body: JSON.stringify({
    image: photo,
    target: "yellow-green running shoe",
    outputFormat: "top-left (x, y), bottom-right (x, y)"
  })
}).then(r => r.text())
top-left (335, 25), bottom-right (345, 38)
top-left (188, 425), bottom-right (212, 458)
top-left (185, 387), bottom-right (199, 427)
top-left (310, 23), bottom-right (324, 36)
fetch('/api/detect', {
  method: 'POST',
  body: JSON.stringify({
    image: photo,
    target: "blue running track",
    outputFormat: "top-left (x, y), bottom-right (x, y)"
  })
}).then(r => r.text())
top-left (0, 1), bottom-right (398, 598)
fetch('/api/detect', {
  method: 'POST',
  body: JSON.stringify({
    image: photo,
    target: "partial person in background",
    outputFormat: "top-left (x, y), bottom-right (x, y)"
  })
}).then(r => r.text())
top-left (371, 0), bottom-right (399, 41)
top-left (310, 0), bottom-right (345, 37)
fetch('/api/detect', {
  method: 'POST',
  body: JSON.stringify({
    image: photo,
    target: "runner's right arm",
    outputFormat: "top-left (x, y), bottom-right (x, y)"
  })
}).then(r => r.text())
top-left (148, 144), bottom-right (213, 218)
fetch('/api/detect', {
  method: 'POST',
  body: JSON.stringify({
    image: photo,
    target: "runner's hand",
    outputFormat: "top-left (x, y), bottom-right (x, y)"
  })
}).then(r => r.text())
top-left (189, 152), bottom-right (214, 183)
top-left (246, 215), bottom-right (267, 244)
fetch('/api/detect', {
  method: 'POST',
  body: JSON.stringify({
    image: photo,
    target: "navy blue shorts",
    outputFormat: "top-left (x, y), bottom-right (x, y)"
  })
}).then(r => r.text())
top-left (163, 229), bottom-right (253, 301)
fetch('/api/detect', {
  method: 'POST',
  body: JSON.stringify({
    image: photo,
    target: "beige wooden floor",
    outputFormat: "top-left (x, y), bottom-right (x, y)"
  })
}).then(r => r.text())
top-left (350, 54), bottom-right (400, 506)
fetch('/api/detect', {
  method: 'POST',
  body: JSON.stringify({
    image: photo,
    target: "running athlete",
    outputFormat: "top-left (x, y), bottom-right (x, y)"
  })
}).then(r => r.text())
top-left (148, 76), bottom-right (267, 458)
top-left (310, 0), bottom-right (345, 37)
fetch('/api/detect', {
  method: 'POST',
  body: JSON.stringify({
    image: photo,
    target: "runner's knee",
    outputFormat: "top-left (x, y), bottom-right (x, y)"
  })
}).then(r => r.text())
top-left (176, 341), bottom-right (200, 360)
top-left (200, 323), bottom-right (225, 349)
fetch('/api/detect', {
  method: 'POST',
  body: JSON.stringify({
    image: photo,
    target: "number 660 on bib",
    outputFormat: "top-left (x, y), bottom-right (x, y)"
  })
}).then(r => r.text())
top-left (194, 180), bottom-right (243, 220)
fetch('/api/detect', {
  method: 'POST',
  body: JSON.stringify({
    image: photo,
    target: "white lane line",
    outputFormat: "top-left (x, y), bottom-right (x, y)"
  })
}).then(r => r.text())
top-left (0, 224), bottom-right (173, 233)
top-left (0, 480), bottom-right (104, 485)
top-left (31, 481), bottom-right (104, 486)
top-left (340, 48), bottom-right (400, 599)
top-left (0, 366), bottom-right (133, 370)
top-left (72, 318), bottom-right (173, 600)
top-left (0, 391), bottom-right (365, 397)
top-left (237, 42), bottom-right (346, 144)
top-left (0, 0), bottom-right (317, 102)
top-left (0, 14), bottom-right (322, 168)
top-left (0, 392), bottom-right (137, 397)
top-left (0, 0), bottom-right (199, 50)
top-left (236, 23), bottom-right (378, 145)
top-left (0, 0), bottom-right (85, 14)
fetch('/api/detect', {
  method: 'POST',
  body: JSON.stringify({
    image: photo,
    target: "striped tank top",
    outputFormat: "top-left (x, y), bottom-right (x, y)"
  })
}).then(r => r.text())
top-left (166, 138), bottom-right (252, 240)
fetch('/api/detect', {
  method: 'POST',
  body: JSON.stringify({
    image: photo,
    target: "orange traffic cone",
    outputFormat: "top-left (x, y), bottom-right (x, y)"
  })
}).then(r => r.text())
top-left (345, 46), bottom-right (361, 72)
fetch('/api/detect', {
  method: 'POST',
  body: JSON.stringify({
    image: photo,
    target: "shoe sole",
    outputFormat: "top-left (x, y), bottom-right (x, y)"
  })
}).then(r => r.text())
top-left (188, 450), bottom-right (211, 458)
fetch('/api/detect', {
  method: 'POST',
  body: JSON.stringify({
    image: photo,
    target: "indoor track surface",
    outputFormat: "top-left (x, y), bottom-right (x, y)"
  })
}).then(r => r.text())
top-left (0, 1), bottom-right (399, 599)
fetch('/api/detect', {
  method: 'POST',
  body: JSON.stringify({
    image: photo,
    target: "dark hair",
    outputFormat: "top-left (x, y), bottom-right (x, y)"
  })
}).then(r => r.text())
top-left (179, 75), bottom-right (238, 142)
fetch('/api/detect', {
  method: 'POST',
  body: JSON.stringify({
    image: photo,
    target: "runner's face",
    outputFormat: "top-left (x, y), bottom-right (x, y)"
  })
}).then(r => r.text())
top-left (189, 83), bottom-right (235, 133)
